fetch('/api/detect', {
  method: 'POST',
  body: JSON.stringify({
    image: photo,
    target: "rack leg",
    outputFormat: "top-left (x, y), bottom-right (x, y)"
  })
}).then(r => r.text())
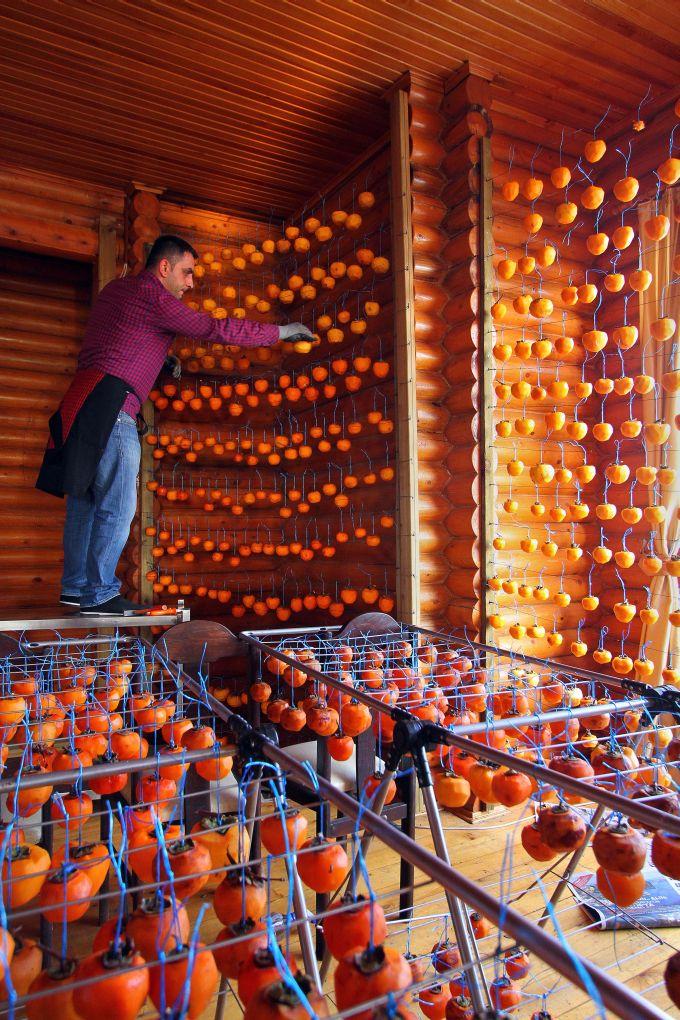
top-left (537, 802), bottom-right (606, 929)
top-left (261, 765), bottom-right (322, 993)
top-left (244, 768), bottom-right (261, 846)
top-left (421, 781), bottom-right (492, 1016)
top-left (213, 975), bottom-right (228, 1020)
top-left (39, 800), bottom-right (54, 962)
top-left (98, 799), bottom-right (111, 925)
top-left (398, 767), bottom-right (416, 920)
top-left (292, 866), bottom-right (322, 993)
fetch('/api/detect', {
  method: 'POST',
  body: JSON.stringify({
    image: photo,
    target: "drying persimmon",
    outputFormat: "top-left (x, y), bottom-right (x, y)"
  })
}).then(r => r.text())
top-left (153, 837), bottom-right (211, 898)
top-left (39, 863), bottom-right (92, 922)
top-left (73, 943), bottom-right (149, 1020)
top-left (148, 943), bottom-right (219, 1019)
top-left (334, 945), bottom-right (412, 1020)
top-left (592, 821), bottom-right (646, 874)
top-left (1, 935), bottom-right (40, 998)
top-left (126, 896), bottom-right (190, 959)
top-left (1, 842), bottom-right (50, 907)
top-left (214, 865), bottom-right (267, 925)
top-left (212, 919), bottom-right (268, 978)
top-left (25, 960), bottom-right (78, 1020)
top-left (596, 868), bottom-right (645, 907)
top-left (238, 947), bottom-right (299, 1008)
top-left (297, 835), bottom-right (349, 893)
top-left (537, 804), bottom-right (586, 852)
top-left (323, 893), bottom-right (387, 959)
top-left (652, 831), bottom-right (680, 879)
top-left (260, 809), bottom-right (308, 856)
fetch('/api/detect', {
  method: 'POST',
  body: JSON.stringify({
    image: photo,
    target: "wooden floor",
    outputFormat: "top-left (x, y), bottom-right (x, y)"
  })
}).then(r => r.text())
top-left (20, 803), bottom-right (680, 1020)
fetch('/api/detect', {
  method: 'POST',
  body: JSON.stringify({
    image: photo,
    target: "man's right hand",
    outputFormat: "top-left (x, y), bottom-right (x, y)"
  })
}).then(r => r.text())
top-left (278, 322), bottom-right (314, 341)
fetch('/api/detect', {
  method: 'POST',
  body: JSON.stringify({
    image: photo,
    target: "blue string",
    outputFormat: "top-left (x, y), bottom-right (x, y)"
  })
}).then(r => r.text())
top-left (171, 902), bottom-right (209, 1019)
top-left (266, 924), bottom-right (318, 1018)
top-left (534, 871), bottom-right (606, 1018)
top-left (108, 802), bottom-right (128, 952)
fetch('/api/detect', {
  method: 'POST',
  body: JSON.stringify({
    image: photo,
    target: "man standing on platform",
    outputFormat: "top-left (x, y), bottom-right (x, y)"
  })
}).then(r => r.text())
top-left (37, 234), bottom-right (312, 616)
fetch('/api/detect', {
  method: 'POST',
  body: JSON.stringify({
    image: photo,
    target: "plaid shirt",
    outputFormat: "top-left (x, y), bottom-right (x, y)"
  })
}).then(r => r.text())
top-left (77, 271), bottom-right (279, 415)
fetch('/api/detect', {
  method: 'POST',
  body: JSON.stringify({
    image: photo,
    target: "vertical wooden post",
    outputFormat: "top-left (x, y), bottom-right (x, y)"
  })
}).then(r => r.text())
top-left (389, 86), bottom-right (420, 625)
top-left (97, 215), bottom-right (117, 292)
top-left (124, 185), bottom-right (163, 603)
top-left (95, 215), bottom-right (129, 626)
top-left (138, 401), bottom-right (155, 605)
top-left (478, 135), bottom-right (495, 644)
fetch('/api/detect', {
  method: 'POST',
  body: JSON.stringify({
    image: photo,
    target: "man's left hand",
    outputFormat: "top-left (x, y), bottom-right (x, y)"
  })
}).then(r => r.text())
top-left (165, 355), bottom-right (182, 379)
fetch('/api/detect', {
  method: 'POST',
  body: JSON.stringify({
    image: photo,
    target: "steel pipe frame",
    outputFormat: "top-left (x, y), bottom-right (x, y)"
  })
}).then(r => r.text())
top-left (0, 746), bottom-right (236, 795)
top-left (244, 614), bottom-right (662, 703)
top-left (0, 636), bottom-right (321, 1002)
top-left (221, 707), bottom-right (669, 1020)
top-left (150, 644), bottom-right (323, 995)
top-left (170, 640), bottom-right (669, 1020)
top-left (0, 602), bottom-right (190, 634)
top-left (241, 617), bottom-right (680, 999)
top-left (6, 629), bottom-right (664, 1019)
top-left (239, 631), bottom-right (678, 834)
top-left (242, 628), bottom-right (647, 732)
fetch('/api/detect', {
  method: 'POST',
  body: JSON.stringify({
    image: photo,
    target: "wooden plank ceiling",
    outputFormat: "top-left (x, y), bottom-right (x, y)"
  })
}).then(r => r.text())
top-left (0, 0), bottom-right (678, 217)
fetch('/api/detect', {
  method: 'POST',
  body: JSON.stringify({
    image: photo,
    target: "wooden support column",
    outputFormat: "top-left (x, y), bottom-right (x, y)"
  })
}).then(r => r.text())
top-left (125, 184), bottom-right (162, 604)
top-left (96, 214), bottom-right (117, 291)
top-left (138, 404), bottom-right (155, 605)
top-left (436, 66), bottom-right (493, 637)
top-left (125, 182), bottom-right (163, 275)
top-left (389, 85), bottom-right (420, 625)
top-left (478, 135), bottom-right (495, 643)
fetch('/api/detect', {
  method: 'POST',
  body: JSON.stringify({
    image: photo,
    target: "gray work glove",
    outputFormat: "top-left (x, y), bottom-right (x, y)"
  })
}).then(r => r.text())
top-left (278, 323), bottom-right (314, 342)
top-left (165, 355), bottom-right (182, 379)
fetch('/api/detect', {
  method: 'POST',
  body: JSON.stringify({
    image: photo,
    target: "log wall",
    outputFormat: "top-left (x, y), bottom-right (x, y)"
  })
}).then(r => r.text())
top-left (0, 247), bottom-right (92, 611)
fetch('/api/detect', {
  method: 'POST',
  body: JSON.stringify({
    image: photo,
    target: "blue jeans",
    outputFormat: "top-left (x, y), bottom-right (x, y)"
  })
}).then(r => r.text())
top-left (62, 412), bottom-right (140, 607)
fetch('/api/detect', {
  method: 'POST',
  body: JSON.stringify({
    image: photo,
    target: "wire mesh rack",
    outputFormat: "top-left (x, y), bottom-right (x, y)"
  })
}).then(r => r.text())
top-left (0, 617), bottom-right (678, 1018)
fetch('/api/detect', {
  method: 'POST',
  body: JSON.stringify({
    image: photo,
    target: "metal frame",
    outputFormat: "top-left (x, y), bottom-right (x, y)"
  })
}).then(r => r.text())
top-left (239, 612), bottom-right (680, 1016)
top-left (0, 627), bottom-right (323, 1002)
top-left (0, 602), bottom-right (189, 634)
top-left (185, 658), bottom-right (671, 1020)
top-left (2, 615), bottom-right (678, 1018)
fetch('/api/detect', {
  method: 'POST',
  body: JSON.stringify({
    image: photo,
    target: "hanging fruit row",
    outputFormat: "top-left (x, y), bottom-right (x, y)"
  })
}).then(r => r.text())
top-left (488, 105), bottom-right (679, 670)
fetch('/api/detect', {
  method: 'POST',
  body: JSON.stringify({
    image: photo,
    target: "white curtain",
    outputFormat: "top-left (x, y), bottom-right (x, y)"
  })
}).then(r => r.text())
top-left (638, 189), bottom-right (680, 682)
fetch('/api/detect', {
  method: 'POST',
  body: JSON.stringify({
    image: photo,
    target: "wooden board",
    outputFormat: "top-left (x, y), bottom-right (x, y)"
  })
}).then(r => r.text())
top-left (390, 86), bottom-right (420, 626)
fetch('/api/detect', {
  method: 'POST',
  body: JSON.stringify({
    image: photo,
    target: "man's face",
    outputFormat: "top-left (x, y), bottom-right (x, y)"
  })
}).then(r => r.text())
top-left (158, 252), bottom-right (195, 298)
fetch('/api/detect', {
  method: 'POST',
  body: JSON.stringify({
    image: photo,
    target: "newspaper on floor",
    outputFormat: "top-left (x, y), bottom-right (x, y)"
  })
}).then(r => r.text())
top-left (572, 865), bottom-right (680, 930)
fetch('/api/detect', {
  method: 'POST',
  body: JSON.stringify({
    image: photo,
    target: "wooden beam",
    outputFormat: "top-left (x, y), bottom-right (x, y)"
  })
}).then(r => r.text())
top-left (389, 86), bottom-right (420, 626)
top-left (0, 211), bottom-right (96, 260)
top-left (96, 214), bottom-right (117, 291)
top-left (478, 134), bottom-right (495, 643)
top-left (138, 410), bottom-right (155, 606)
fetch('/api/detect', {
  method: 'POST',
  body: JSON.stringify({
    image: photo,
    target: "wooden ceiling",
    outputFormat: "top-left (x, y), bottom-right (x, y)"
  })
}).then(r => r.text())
top-left (0, 0), bottom-right (678, 216)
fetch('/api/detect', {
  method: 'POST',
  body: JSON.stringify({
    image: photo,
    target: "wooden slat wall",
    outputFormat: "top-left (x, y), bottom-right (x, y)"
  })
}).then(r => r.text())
top-left (0, 247), bottom-right (92, 611)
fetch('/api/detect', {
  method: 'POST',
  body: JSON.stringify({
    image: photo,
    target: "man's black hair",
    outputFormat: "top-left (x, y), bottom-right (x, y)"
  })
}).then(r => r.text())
top-left (146, 234), bottom-right (198, 269)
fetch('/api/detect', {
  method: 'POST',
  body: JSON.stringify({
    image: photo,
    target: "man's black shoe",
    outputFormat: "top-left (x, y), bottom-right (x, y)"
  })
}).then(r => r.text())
top-left (60, 594), bottom-right (81, 607)
top-left (79, 595), bottom-right (146, 616)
